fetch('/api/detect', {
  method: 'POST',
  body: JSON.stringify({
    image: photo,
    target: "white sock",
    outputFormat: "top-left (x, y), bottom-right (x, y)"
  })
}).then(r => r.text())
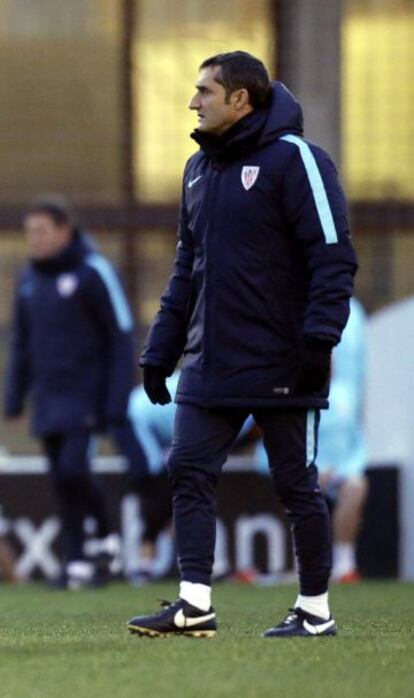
top-left (65, 561), bottom-right (95, 591)
top-left (180, 581), bottom-right (211, 612)
top-left (295, 592), bottom-right (330, 620)
top-left (333, 543), bottom-right (356, 577)
top-left (66, 560), bottom-right (94, 581)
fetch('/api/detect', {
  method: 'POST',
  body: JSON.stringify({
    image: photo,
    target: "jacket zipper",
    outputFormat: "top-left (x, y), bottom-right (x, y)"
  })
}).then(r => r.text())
top-left (202, 165), bottom-right (219, 375)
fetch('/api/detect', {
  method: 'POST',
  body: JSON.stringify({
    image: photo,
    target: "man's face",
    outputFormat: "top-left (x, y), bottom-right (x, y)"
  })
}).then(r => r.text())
top-left (189, 67), bottom-right (241, 135)
top-left (24, 213), bottom-right (72, 260)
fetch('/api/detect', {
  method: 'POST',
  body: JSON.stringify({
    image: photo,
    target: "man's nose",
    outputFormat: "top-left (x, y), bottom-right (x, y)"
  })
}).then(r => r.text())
top-left (189, 94), bottom-right (200, 110)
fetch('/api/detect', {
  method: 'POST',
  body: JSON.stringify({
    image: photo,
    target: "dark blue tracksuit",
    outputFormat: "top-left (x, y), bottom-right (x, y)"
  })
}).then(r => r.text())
top-left (5, 231), bottom-right (135, 561)
top-left (141, 83), bottom-right (357, 593)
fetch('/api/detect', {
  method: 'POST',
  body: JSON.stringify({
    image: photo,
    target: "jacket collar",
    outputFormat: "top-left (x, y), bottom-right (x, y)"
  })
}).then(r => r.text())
top-left (191, 108), bottom-right (269, 164)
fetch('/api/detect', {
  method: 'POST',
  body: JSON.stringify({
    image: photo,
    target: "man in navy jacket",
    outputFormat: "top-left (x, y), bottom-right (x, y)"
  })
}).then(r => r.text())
top-left (128, 52), bottom-right (357, 637)
top-left (4, 201), bottom-right (135, 587)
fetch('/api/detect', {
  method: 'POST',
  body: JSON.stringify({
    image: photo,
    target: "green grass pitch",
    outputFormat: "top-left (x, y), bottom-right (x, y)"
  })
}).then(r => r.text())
top-left (0, 581), bottom-right (412, 698)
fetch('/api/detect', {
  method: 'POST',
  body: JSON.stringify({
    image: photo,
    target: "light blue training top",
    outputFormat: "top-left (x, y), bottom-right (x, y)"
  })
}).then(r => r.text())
top-left (127, 372), bottom-right (180, 475)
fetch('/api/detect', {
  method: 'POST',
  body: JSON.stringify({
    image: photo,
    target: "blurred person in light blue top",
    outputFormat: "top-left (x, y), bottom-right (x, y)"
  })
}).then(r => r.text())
top-left (111, 372), bottom-right (180, 583)
top-left (127, 372), bottom-right (181, 477)
top-left (317, 297), bottom-right (368, 582)
top-left (254, 298), bottom-right (368, 581)
top-left (317, 297), bottom-right (367, 481)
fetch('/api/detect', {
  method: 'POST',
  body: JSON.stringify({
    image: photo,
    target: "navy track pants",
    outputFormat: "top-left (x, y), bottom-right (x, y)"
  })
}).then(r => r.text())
top-left (43, 429), bottom-right (110, 562)
top-left (168, 404), bottom-right (331, 595)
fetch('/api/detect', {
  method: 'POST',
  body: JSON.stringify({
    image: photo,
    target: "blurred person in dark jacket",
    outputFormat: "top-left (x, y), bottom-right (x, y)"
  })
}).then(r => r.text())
top-left (127, 51), bottom-right (357, 639)
top-left (4, 200), bottom-right (135, 588)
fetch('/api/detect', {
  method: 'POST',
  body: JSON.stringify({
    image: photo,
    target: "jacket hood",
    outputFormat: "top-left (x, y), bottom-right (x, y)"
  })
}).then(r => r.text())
top-left (191, 81), bottom-right (303, 163)
top-left (31, 228), bottom-right (95, 274)
top-left (259, 81), bottom-right (303, 144)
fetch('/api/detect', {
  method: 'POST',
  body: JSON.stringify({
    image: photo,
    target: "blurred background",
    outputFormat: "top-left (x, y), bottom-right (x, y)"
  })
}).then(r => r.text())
top-left (0, 0), bottom-right (413, 580)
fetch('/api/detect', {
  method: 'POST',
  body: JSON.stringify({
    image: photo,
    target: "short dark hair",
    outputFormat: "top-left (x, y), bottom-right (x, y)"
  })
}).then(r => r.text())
top-left (24, 197), bottom-right (74, 227)
top-left (200, 51), bottom-right (271, 108)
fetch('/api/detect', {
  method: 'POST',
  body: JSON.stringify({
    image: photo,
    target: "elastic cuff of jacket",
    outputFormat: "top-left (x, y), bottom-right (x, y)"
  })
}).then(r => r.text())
top-left (302, 337), bottom-right (334, 354)
top-left (141, 364), bottom-right (173, 378)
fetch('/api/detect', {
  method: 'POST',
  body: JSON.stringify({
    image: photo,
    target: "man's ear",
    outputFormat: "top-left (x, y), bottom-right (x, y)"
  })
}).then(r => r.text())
top-left (59, 224), bottom-right (73, 244)
top-left (231, 88), bottom-right (251, 112)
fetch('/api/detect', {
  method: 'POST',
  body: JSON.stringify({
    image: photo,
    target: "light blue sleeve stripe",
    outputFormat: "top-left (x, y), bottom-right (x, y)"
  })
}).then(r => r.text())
top-left (306, 409), bottom-right (316, 466)
top-left (280, 134), bottom-right (338, 245)
top-left (86, 253), bottom-right (133, 331)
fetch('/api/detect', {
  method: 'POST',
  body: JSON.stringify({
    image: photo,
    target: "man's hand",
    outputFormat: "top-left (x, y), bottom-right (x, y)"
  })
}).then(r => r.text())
top-left (295, 338), bottom-right (332, 394)
top-left (143, 366), bottom-right (172, 405)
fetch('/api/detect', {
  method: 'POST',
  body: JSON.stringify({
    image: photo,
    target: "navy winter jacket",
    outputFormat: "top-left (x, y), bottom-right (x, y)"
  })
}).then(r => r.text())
top-left (4, 231), bottom-right (135, 436)
top-left (140, 82), bottom-right (358, 409)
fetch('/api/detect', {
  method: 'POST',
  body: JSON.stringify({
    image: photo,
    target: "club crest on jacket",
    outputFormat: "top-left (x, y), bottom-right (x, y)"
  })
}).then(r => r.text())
top-left (241, 166), bottom-right (260, 190)
top-left (57, 273), bottom-right (78, 297)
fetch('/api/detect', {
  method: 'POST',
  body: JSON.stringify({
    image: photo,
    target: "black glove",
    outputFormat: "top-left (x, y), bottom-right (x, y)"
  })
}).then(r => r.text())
top-left (143, 366), bottom-right (172, 405)
top-left (295, 338), bottom-right (333, 395)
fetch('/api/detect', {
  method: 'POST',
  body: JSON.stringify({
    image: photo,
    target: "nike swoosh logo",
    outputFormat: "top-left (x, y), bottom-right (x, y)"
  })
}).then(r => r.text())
top-left (303, 619), bottom-right (335, 635)
top-left (188, 175), bottom-right (203, 188)
top-left (174, 609), bottom-right (215, 628)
